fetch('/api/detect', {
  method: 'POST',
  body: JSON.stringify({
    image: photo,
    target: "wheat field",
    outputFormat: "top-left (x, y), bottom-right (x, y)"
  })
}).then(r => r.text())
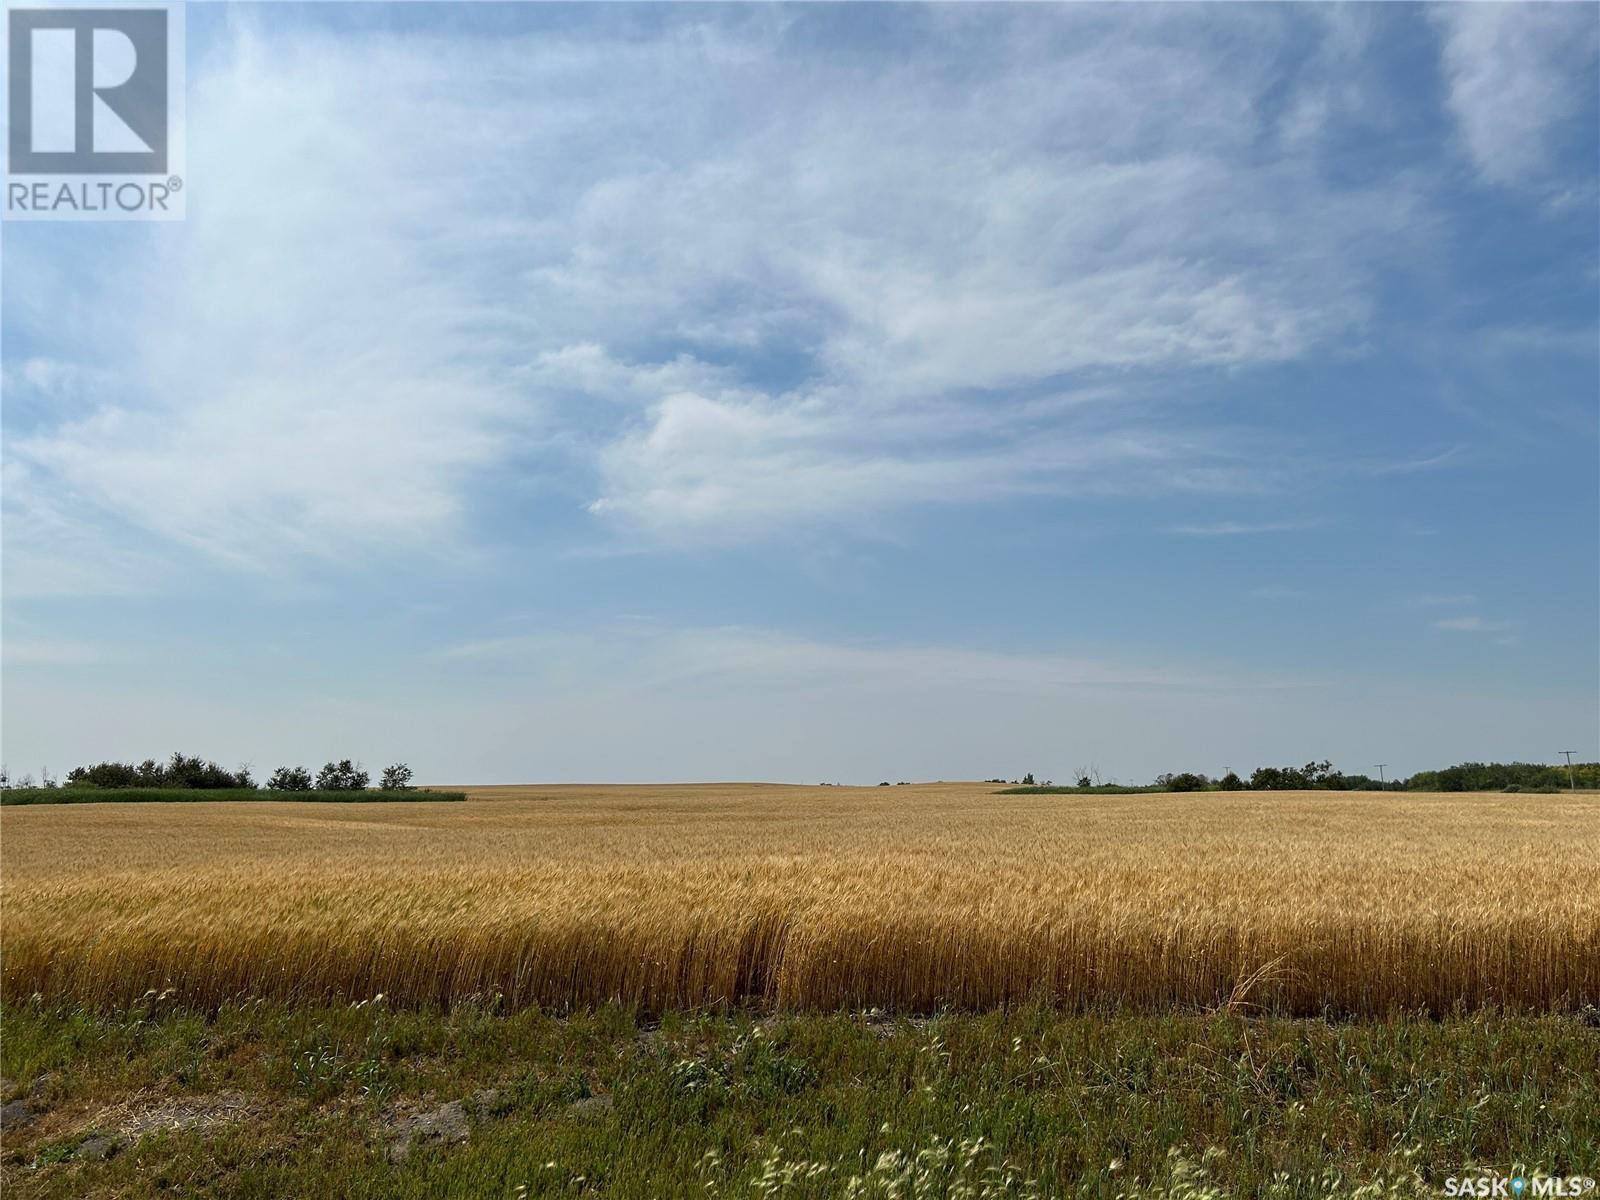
top-left (2, 783), bottom-right (1596, 1015)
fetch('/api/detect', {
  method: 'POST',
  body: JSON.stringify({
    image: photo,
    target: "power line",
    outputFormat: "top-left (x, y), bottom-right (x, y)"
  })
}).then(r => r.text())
top-left (1375, 763), bottom-right (1387, 789)
top-left (1560, 750), bottom-right (1578, 791)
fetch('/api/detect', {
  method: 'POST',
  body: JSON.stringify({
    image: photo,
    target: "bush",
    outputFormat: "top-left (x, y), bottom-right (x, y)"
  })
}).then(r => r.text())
top-left (380, 763), bottom-right (414, 792)
top-left (66, 761), bottom-right (140, 788)
top-left (316, 760), bottom-right (369, 792)
top-left (66, 753), bottom-right (251, 790)
top-left (268, 766), bottom-right (314, 792)
top-left (1409, 761), bottom-right (1597, 792)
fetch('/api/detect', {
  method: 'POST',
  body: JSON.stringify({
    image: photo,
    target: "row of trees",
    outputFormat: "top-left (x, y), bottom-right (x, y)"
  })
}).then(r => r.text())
top-left (63, 753), bottom-right (254, 790)
top-left (1405, 760), bottom-right (1598, 791)
top-left (267, 761), bottom-right (414, 792)
top-left (17, 753), bottom-right (417, 793)
top-left (996, 759), bottom-right (1597, 792)
top-left (1150, 759), bottom-right (1596, 792)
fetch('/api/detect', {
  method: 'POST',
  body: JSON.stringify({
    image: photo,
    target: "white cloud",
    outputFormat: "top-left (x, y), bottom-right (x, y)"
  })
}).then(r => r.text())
top-left (1, 460), bottom-right (168, 597)
top-left (1434, 615), bottom-right (1517, 635)
top-left (585, 381), bottom-right (1245, 541)
top-left (1433, 3), bottom-right (1599, 188)
top-left (432, 622), bottom-right (1303, 696)
top-left (8, 31), bottom-right (538, 575)
top-left (1169, 520), bottom-right (1313, 537)
top-left (5, 10), bottom-right (1429, 577)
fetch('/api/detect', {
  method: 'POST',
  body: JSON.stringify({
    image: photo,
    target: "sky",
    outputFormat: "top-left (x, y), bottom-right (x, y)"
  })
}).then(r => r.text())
top-left (2, 2), bottom-right (1597, 786)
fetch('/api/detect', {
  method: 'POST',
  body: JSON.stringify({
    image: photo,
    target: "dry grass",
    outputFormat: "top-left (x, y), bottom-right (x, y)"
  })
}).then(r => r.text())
top-left (2, 783), bottom-right (1596, 1015)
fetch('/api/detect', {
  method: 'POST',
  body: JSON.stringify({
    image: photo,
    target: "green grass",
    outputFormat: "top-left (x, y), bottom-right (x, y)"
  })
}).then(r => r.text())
top-left (2, 999), bottom-right (1595, 1198)
top-left (0, 787), bottom-right (466, 806)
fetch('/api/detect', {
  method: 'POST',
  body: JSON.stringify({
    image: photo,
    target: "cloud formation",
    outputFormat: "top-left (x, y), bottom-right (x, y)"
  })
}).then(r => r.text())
top-left (1433, 3), bottom-right (1599, 188)
top-left (6, 6), bottom-right (1443, 574)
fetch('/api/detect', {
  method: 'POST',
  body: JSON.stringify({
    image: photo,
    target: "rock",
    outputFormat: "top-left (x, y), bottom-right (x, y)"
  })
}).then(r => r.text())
top-left (0, 1100), bottom-right (35, 1130)
top-left (75, 1134), bottom-right (123, 1161)
top-left (467, 1088), bottom-right (501, 1119)
top-left (568, 1094), bottom-right (614, 1117)
top-left (386, 1100), bottom-right (470, 1164)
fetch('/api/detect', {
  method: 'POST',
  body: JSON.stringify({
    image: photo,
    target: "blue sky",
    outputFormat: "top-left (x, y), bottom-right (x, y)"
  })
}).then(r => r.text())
top-left (3, 2), bottom-right (1597, 785)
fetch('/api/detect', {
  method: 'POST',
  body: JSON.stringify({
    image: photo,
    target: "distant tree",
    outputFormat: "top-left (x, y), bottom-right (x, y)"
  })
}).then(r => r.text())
top-left (1217, 771), bottom-right (1245, 791)
top-left (1249, 766), bottom-right (1294, 790)
top-left (160, 752), bottom-right (252, 789)
top-left (268, 766), bottom-right (314, 792)
top-left (64, 757), bottom-right (245, 789)
top-left (1166, 772), bottom-right (1209, 792)
top-left (316, 760), bottom-right (369, 791)
top-left (66, 761), bottom-right (140, 788)
top-left (1424, 761), bottom-right (1591, 791)
top-left (1302, 760), bottom-right (1339, 787)
top-left (381, 763), bottom-right (414, 791)
top-left (1021, 773), bottom-right (1036, 786)
top-left (68, 758), bottom-right (127, 787)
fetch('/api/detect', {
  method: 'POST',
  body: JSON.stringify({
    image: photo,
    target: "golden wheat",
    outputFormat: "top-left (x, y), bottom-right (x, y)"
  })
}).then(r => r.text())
top-left (2, 784), bottom-right (1596, 1014)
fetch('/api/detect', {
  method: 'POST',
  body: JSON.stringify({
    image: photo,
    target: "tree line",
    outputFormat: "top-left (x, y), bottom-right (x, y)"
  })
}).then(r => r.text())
top-left (0, 753), bottom-right (417, 793)
top-left (1001, 759), bottom-right (1598, 793)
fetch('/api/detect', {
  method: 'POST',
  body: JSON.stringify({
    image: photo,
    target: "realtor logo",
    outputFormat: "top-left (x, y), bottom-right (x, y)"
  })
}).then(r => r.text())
top-left (5, 3), bottom-right (185, 220)
top-left (10, 7), bottom-right (167, 172)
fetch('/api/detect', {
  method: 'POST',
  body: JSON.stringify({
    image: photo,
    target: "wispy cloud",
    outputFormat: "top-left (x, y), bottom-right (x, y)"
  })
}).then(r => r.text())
top-left (1169, 520), bottom-right (1314, 538)
top-left (1367, 445), bottom-right (1468, 475)
top-left (1434, 615), bottom-right (1517, 635)
top-left (1432, 4), bottom-right (1599, 189)
top-left (5, 7), bottom-right (1427, 576)
top-left (430, 622), bottom-right (1319, 696)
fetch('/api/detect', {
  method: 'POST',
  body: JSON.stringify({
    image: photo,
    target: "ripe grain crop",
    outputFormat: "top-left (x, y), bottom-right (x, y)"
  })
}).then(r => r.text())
top-left (2, 784), bottom-right (1596, 1015)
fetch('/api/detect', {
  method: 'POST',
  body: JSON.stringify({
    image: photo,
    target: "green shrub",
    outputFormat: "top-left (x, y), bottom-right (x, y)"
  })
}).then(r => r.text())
top-left (268, 766), bottom-right (314, 791)
top-left (316, 760), bottom-right (370, 791)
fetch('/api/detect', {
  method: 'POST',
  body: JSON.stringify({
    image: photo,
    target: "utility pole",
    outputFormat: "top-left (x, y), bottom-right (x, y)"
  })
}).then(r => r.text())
top-left (1560, 750), bottom-right (1577, 791)
top-left (1375, 764), bottom-right (1387, 789)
